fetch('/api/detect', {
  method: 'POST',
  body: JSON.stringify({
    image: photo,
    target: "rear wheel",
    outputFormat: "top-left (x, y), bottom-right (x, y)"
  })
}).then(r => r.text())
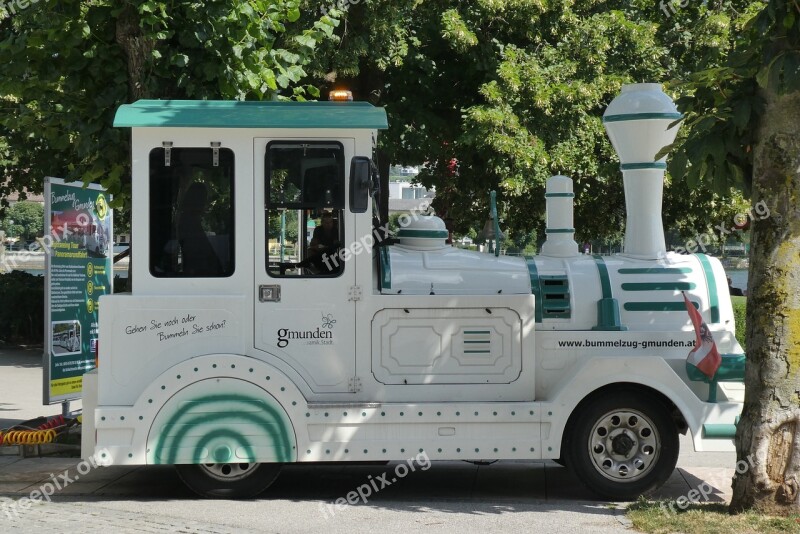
top-left (176, 462), bottom-right (282, 498)
top-left (565, 392), bottom-right (678, 500)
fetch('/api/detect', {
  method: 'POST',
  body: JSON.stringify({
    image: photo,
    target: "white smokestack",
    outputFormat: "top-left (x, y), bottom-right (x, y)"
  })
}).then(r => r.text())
top-left (603, 83), bottom-right (681, 259)
top-left (541, 175), bottom-right (579, 257)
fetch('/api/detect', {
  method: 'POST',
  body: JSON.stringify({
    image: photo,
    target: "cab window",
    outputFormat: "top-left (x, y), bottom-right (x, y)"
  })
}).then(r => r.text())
top-left (265, 142), bottom-right (345, 277)
top-left (149, 147), bottom-right (235, 278)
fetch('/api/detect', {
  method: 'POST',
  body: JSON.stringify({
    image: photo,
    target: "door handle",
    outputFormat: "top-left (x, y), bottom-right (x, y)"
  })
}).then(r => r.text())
top-left (259, 285), bottom-right (281, 302)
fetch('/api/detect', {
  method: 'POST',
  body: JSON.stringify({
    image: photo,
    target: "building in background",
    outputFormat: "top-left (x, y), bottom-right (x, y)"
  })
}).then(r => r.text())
top-left (388, 166), bottom-right (435, 215)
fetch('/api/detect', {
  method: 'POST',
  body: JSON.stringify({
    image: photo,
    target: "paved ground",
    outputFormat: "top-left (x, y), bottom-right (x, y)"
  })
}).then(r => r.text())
top-left (0, 345), bottom-right (82, 430)
top-left (0, 345), bottom-right (737, 532)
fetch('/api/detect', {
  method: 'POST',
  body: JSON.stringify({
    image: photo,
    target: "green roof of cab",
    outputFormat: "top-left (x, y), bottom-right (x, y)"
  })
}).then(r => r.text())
top-left (113, 100), bottom-right (388, 129)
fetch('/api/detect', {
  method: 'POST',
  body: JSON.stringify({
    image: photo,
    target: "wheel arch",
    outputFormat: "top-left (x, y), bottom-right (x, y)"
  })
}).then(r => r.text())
top-left (146, 376), bottom-right (297, 465)
top-left (94, 353), bottom-right (307, 466)
top-left (559, 382), bottom-right (688, 459)
top-left (541, 356), bottom-right (702, 459)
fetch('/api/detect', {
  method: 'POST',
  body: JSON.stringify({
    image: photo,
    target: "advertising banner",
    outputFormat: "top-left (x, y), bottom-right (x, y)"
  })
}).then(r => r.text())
top-left (43, 177), bottom-right (112, 404)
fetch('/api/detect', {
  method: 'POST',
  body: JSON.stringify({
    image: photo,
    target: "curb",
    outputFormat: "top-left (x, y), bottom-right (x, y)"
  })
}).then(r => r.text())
top-left (0, 443), bottom-right (81, 458)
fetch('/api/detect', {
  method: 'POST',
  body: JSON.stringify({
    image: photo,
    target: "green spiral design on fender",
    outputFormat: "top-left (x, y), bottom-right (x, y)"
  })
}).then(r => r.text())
top-left (149, 393), bottom-right (295, 465)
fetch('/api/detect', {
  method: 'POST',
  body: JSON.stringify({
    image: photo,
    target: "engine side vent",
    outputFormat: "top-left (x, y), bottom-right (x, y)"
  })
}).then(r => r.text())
top-left (539, 275), bottom-right (571, 319)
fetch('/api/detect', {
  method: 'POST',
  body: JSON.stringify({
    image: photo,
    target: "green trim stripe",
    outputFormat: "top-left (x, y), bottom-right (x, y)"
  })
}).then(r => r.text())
top-left (544, 192), bottom-right (575, 198)
top-left (592, 255), bottom-right (613, 300)
top-left (621, 282), bottom-right (696, 291)
top-left (464, 340), bottom-right (490, 344)
top-left (380, 247), bottom-right (391, 290)
top-left (696, 253), bottom-right (720, 323)
top-left (687, 354), bottom-right (746, 402)
top-left (464, 330), bottom-right (491, 335)
top-left (526, 259), bottom-right (543, 323)
top-left (687, 353), bottom-right (745, 383)
top-left (464, 350), bottom-right (491, 354)
top-left (591, 255), bottom-right (626, 331)
top-left (624, 301), bottom-right (699, 312)
top-left (397, 229), bottom-right (449, 238)
top-left (703, 424), bottom-right (737, 438)
top-left (603, 112), bottom-right (683, 123)
top-left (620, 162), bottom-right (667, 171)
top-left (545, 228), bottom-right (575, 234)
top-left (618, 268), bottom-right (692, 274)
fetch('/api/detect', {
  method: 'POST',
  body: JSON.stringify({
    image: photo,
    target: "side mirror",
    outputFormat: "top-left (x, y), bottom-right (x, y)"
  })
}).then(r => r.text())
top-left (349, 156), bottom-right (372, 213)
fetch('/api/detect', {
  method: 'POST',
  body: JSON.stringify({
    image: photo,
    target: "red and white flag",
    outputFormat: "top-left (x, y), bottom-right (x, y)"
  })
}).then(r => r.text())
top-left (683, 292), bottom-right (721, 379)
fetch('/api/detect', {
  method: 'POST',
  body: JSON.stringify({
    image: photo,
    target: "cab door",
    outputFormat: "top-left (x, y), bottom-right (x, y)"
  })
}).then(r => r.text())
top-left (253, 138), bottom-right (356, 393)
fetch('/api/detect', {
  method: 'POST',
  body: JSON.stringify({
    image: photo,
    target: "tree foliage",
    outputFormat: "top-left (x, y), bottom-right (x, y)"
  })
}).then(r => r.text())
top-left (318, 0), bottom-right (753, 243)
top-left (0, 0), bottom-right (340, 208)
top-left (1, 200), bottom-right (43, 241)
top-left (667, 1), bottom-right (799, 198)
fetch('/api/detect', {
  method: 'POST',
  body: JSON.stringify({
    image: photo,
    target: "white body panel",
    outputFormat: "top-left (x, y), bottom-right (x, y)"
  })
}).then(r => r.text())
top-left (382, 246), bottom-right (531, 295)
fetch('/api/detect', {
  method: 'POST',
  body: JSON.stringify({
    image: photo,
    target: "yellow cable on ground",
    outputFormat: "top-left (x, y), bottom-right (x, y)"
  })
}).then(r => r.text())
top-left (0, 429), bottom-right (57, 445)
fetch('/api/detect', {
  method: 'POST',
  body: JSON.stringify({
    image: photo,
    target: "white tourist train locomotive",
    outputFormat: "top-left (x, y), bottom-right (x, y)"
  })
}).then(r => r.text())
top-left (81, 84), bottom-right (744, 499)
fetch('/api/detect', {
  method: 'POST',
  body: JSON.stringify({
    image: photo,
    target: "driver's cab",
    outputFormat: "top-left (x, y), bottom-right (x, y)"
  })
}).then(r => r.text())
top-left (107, 99), bottom-right (387, 400)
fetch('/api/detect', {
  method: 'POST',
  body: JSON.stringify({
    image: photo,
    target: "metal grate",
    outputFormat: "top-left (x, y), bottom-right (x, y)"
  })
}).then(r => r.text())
top-left (540, 275), bottom-right (571, 319)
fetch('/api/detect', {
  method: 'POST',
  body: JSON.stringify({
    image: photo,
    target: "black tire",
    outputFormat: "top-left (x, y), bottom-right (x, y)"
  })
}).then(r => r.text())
top-left (176, 462), bottom-right (282, 498)
top-left (565, 391), bottom-right (679, 500)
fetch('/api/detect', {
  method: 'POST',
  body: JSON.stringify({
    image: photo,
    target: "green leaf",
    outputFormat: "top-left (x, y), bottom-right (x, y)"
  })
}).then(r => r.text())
top-left (756, 54), bottom-right (780, 89)
top-left (668, 149), bottom-right (689, 181)
top-left (245, 70), bottom-right (260, 89)
top-left (171, 54), bottom-right (189, 68)
top-left (295, 34), bottom-right (316, 49)
top-left (262, 69), bottom-right (277, 91)
top-left (732, 100), bottom-right (751, 130)
top-left (783, 10), bottom-right (795, 30)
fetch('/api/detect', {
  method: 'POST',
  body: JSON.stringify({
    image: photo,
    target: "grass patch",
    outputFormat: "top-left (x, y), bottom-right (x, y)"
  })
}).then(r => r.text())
top-left (627, 499), bottom-right (800, 534)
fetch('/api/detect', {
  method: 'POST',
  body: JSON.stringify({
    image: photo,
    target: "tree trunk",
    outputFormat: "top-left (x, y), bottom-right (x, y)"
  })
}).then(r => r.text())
top-left (115, 5), bottom-right (154, 102)
top-left (115, 5), bottom-right (155, 293)
top-left (731, 89), bottom-right (800, 514)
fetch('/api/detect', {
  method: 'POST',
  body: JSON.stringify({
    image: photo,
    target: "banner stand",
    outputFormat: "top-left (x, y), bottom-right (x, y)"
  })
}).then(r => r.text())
top-left (43, 177), bottom-right (112, 405)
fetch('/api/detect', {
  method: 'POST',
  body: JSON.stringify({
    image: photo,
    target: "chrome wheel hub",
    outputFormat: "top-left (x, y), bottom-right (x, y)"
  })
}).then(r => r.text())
top-left (588, 409), bottom-right (660, 482)
top-left (198, 463), bottom-right (258, 481)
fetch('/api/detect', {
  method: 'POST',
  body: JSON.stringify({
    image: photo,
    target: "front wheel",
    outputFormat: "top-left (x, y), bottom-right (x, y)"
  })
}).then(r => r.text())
top-left (176, 462), bottom-right (282, 498)
top-left (565, 392), bottom-right (679, 500)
